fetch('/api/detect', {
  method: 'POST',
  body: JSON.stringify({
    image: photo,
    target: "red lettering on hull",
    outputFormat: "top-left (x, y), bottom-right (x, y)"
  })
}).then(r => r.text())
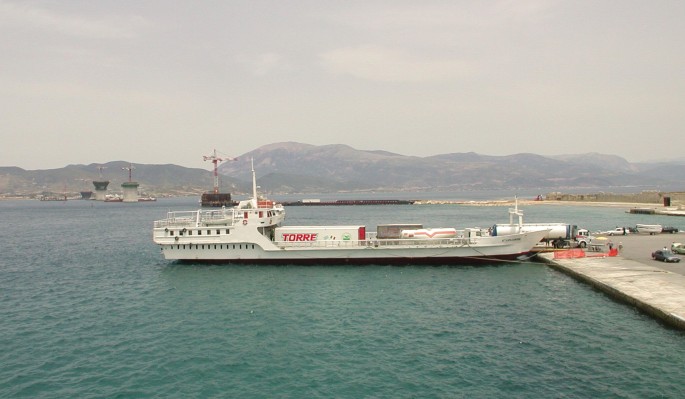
top-left (282, 233), bottom-right (318, 241)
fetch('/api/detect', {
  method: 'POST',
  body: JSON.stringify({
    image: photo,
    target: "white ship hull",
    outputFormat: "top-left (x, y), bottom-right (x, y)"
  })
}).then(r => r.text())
top-left (154, 232), bottom-right (546, 264)
top-left (152, 201), bottom-right (548, 265)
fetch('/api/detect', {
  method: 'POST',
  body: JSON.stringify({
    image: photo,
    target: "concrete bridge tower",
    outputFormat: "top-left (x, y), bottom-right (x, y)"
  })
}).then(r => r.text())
top-left (121, 164), bottom-right (139, 202)
top-left (92, 166), bottom-right (109, 201)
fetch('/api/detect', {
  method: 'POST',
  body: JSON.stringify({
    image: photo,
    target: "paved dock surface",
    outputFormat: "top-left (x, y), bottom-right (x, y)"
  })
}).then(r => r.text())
top-left (537, 233), bottom-right (685, 330)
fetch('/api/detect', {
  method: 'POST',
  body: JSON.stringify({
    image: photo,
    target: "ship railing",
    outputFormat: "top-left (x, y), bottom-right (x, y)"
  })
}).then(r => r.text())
top-left (274, 237), bottom-right (474, 249)
top-left (154, 209), bottom-right (240, 228)
top-left (200, 209), bottom-right (237, 226)
top-left (370, 237), bottom-right (472, 247)
top-left (276, 240), bottom-right (364, 249)
top-left (154, 211), bottom-right (201, 228)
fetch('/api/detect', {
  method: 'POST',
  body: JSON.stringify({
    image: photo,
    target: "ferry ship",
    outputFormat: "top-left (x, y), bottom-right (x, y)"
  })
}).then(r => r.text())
top-left (152, 165), bottom-right (549, 265)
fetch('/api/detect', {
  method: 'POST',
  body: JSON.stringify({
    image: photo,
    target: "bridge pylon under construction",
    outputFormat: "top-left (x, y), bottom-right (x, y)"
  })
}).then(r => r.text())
top-left (92, 180), bottom-right (110, 201)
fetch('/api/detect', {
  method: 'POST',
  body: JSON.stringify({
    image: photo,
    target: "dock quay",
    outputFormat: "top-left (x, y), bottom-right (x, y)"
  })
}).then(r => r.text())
top-left (628, 207), bottom-right (685, 216)
top-left (536, 234), bottom-right (685, 330)
top-left (280, 199), bottom-right (415, 206)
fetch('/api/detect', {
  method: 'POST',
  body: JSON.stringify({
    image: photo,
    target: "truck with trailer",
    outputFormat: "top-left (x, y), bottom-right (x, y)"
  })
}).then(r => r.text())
top-left (491, 223), bottom-right (594, 248)
top-left (491, 223), bottom-right (577, 248)
top-left (490, 199), bottom-right (592, 248)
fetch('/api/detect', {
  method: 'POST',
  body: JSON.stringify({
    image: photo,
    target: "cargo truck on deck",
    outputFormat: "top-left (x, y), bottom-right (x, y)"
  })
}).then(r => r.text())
top-left (490, 200), bottom-right (593, 248)
top-left (491, 223), bottom-right (579, 247)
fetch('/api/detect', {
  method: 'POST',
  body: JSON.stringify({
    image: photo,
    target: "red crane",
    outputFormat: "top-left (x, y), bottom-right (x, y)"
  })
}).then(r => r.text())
top-left (203, 149), bottom-right (236, 194)
top-left (122, 163), bottom-right (135, 182)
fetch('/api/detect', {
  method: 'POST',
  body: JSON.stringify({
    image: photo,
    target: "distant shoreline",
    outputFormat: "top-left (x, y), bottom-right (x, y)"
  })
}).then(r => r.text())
top-left (445, 199), bottom-right (685, 216)
top-left (415, 199), bottom-right (662, 208)
top-left (2, 195), bottom-right (681, 215)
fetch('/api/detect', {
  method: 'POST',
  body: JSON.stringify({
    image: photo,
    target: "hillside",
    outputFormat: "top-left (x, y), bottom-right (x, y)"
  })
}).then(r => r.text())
top-left (1, 143), bottom-right (683, 196)
top-left (0, 162), bottom-right (243, 197)
top-left (219, 142), bottom-right (684, 193)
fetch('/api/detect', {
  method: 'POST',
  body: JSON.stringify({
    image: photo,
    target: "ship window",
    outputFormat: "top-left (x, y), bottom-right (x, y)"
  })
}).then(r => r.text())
top-left (259, 211), bottom-right (263, 218)
top-left (232, 244), bottom-right (235, 249)
top-left (207, 230), bottom-right (211, 235)
top-left (226, 229), bottom-right (230, 234)
top-left (252, 244), bottom-right (255, 249)
top-left (188, 231), bottom-right (193, 236)
top-left (198, 230), bottom-right (202, 235)
top-left (170, 231), bottom-right (174, 236)
top-left (216, 229), bottom-right (221, 235)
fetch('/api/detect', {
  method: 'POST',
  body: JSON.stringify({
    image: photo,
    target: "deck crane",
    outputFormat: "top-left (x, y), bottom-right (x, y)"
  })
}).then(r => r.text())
top-left (203, 149), bottom-right (236, 194)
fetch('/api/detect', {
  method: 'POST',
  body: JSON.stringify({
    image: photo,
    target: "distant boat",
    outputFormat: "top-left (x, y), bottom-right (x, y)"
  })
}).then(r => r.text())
top-left (636, 224), bottom-right (662, 235)
top-left (40, 194), bottom-right (67, 201)
top-left (104, 194), bottom-right (123, 202)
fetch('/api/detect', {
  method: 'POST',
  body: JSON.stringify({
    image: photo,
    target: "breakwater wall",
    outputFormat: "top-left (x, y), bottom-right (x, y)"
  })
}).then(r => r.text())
top-left (546, 191), bottom-right (685, 206)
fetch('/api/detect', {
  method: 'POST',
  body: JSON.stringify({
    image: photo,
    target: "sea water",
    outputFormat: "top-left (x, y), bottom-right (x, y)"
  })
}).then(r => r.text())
top-left (1, 197), bottom-right (684, 398)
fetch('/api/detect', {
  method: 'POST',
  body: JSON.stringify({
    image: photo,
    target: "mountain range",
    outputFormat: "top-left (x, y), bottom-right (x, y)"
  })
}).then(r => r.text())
top-left (1, 142), bottom-right (683, 197)
top-left (219, 142), bottom-right (684, 193)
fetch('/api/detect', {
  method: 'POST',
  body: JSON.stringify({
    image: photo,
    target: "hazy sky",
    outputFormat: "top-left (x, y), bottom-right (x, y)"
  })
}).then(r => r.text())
top-left (2, 0), bottom-right (684, 170)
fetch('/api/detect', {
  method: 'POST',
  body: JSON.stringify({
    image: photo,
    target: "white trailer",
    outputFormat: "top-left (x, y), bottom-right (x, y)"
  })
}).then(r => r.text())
top-left (275, 226), bottom-right (366, 244)
top-left (492, 223), bottom-right (578, 243)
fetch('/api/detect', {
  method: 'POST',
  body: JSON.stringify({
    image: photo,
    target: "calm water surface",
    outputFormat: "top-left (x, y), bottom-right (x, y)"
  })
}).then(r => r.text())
top-left (1, 198), bottom-right (684, 398)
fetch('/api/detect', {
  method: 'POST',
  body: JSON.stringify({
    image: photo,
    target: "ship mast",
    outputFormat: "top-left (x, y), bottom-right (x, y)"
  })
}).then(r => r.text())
top-left (203, 149), bottom-right (235, 194)
top-left (251, 158), bottom-right (258, 202)
top-left (508, 196), bottom-right (524, 229)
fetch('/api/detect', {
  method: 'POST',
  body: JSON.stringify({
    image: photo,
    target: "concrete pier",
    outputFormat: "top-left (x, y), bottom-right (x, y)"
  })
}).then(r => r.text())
top-left (537, 233), bottom-right (685, 330)
top-left (121, 181), bottom-right (139, 202)
top-left (92, 180), bottom-right (109, 201)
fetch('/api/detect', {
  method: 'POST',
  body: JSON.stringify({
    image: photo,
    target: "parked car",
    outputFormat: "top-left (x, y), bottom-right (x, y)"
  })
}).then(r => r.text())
top-left (597, 227), bottom-right (629, 236)
top-left (662, 226), bottom-right (680, 234)
top-left (652, 249), bottom-right (681, 263)
top-left (672, 243), bottom-right (685, 255)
